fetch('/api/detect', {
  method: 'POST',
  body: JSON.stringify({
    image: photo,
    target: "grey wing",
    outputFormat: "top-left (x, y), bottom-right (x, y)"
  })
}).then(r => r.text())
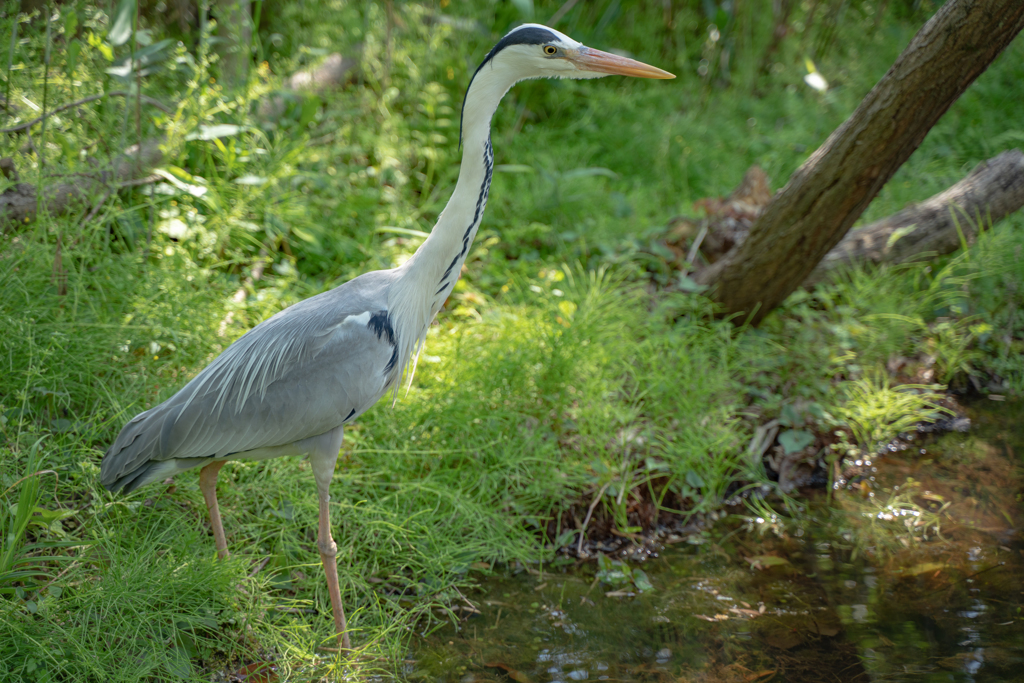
top-left (101, 271), bottom-right (398, 490)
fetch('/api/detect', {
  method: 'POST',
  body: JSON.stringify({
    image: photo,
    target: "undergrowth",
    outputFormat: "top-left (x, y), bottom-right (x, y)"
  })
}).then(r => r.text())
top-left (0, 0), bottom-right (1021, 678)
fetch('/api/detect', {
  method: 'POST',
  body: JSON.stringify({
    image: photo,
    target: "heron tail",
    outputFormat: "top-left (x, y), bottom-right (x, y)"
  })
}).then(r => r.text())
top-left (101, 404), bottom-right (175, 493)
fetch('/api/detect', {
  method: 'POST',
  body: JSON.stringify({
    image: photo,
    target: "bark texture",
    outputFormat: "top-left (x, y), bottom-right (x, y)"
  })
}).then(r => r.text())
top-left (808, 149), bottom-right (1024, 283)
top-left (697, 0), bottom-right (1024, 323)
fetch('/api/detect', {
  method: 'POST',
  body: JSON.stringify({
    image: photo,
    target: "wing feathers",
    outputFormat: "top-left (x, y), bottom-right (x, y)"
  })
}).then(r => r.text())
top-left (101, 271), bottom-right (399, 490)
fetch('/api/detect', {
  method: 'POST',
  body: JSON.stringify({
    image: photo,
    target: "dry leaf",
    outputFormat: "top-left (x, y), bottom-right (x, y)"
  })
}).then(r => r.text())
top-left (485, 662), bottom-right (532, 683)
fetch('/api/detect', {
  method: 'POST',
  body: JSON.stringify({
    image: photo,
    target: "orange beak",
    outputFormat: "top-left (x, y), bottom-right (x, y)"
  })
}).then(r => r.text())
top-left (569, 47), bottom-right (675, 79)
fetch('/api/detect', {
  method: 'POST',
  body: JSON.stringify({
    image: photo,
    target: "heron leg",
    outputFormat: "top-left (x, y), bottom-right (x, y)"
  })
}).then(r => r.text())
top-left (317, 488), bottom-right (351, 651)
top-left (307, 426), bottom-right (350, 652)
top-left (199, 461), bottom-right (229, 560)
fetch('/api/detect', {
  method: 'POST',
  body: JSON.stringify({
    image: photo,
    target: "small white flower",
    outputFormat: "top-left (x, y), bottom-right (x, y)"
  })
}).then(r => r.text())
top-left (804, 71), bottom-right (828, 93)
top-left (160, 218), bottom-right (188, 240)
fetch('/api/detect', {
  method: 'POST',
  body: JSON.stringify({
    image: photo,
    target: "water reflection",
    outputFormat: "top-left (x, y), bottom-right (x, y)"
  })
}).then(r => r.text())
top-left (411, 401), bottom-right (1023, 682)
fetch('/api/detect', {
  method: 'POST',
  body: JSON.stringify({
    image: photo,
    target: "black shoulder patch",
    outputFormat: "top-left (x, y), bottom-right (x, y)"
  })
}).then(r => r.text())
top-left (367, 310), bottom-right (399, 374)
top-left (460, 26), bottom-right (559, 144)
top-left (367, 310), bottom-right (395, 345)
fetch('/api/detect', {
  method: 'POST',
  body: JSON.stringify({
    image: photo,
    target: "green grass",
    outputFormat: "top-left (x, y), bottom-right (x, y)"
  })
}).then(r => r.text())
top-left (1, 0), bottom-right (1023, 677)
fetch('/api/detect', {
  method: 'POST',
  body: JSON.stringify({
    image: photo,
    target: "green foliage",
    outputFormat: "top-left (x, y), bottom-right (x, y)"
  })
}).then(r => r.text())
top-left (0, 506), bottom-right (257, 682)
top-left (0, 439), bottom-right (68, 594)
top-left (595, 554), bottom-right (653, 593)
top-left (0, 0), bottom-right (1021, 675)
top-left (835, 373), bottom-right (949, 450)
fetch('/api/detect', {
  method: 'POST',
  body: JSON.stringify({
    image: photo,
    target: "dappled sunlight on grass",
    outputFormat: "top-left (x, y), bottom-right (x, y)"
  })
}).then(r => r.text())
top-left (1, 0), bottom-right (1022, 677)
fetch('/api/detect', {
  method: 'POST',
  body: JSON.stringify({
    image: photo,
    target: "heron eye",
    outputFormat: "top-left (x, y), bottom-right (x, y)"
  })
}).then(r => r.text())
top-left (543, 45), bottom-right (557, 55)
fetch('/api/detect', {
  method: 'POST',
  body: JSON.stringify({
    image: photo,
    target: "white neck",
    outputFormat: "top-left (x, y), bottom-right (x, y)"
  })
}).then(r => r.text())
top-left (386, 59), bottom-right (522, 389)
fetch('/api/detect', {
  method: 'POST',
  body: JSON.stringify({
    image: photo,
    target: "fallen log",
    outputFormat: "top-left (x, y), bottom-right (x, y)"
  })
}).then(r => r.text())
top-left (806, 149), bottom-right (1024, 283)
top-left (283, 52), bottom-right (360, 92)
top-left (258, 50), bottom-right (361, 120)
top-left (695, 0), bottom-right (1024, 324)
top-left (666, 149), bottom-right (1024, 288)
top-left (0, 137), bottom-right (165, 228)
top-left (0, 51), bottom-right (358, 229)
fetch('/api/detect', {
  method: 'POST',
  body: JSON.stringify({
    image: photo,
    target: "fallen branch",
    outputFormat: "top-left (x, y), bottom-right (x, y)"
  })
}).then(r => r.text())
top-left (0, 137), bottom-right (165, 228)
top-left (806, 149), bottom-right (1024, 283)
top-left (674, 150), bottom-right (1024, 288)
top-left (282, 52), bottom-right (360, 92)
top-left (258, 50), bottom-right (361, 120)
top-left (0, 91), bottom-right (173, 135)
top-left (695, 0), bottom-right (1024, 323)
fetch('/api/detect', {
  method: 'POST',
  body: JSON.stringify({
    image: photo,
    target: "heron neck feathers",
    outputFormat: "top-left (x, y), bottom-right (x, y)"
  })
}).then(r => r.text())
top-left (385, 59), bottom-right (519, 392)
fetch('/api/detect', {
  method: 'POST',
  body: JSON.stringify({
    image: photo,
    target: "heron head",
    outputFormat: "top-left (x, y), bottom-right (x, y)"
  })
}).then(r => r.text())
top-left (460, 24), bottom-right (673, 145)
top-left (481, 24), bottom-right (675, 81)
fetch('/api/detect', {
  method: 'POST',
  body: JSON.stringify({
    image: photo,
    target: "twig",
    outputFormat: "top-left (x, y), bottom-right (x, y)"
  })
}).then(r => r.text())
top-left (39, 5), bottom-right (51, 179)
top-left (40, 560), bottom-right (81, 591)
top-left (23, 129), bottom-right (37, 156)
top-left (0, 91), bottom-right (173, 134)
top-left (77, 188), bottom-right (113, 229)
top-left (2, 469), bottom-right (58, 496)
top-left (69, 175), bottom-right (157, 232)
top-left (924, 563), bottom-right (1003, 596)
top-left (549, 0), bottom-right (580, 26)
top-left (248, 556), bottom-right (271, 577)
top-left (52, 233), bottom-right (67, 296)
top-left (610, 527), bottom-right (642, 541)
top-left (4, 15), bottom-right (18, 128)
top-left (43, 170), bottom-right (107, 180)
top-left (117, 173), bottom-right (161, 188)
top-left (686, 220), bottom-right (709, 267)
top-left (454, 585), bottom-right (480, 615)
top-left (576, 482), bottom-right (610, 556)
top-left (274, 605), bottom-right (316, 614)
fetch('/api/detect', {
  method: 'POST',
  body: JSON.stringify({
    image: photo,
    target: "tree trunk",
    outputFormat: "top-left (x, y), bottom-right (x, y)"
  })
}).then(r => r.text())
top-left (807, 149), bottom-right (1024, 284)
top-left (696, 0), bottom-right (1024, 324)
top-left (216, 0), bottom-right (252, 86)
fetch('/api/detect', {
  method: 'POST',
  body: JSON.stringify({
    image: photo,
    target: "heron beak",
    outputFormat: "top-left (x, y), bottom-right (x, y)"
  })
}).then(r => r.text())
top-left (570, 47), bottom-right (675, 79)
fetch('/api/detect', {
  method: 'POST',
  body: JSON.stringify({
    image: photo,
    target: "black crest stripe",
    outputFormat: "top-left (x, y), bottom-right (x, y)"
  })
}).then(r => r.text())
top-left (460, 26), bottom-right (558, 145)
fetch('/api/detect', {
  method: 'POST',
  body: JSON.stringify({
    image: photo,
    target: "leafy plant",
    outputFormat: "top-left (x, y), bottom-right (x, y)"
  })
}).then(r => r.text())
top-left (0, 438), bottom-right (72, 595)
top-left (595, 554), bottom-right (654, 593)
top-left (835, 372), bottom-right (950, 450)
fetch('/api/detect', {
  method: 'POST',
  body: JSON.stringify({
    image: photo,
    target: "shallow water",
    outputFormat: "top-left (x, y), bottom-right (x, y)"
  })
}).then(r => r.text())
top-left (409, 400), bottom-right (1024, 682)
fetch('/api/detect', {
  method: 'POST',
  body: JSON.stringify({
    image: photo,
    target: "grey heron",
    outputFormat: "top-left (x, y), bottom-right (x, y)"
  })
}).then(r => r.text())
top-left (100, 23), bottom-right (673, 651)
